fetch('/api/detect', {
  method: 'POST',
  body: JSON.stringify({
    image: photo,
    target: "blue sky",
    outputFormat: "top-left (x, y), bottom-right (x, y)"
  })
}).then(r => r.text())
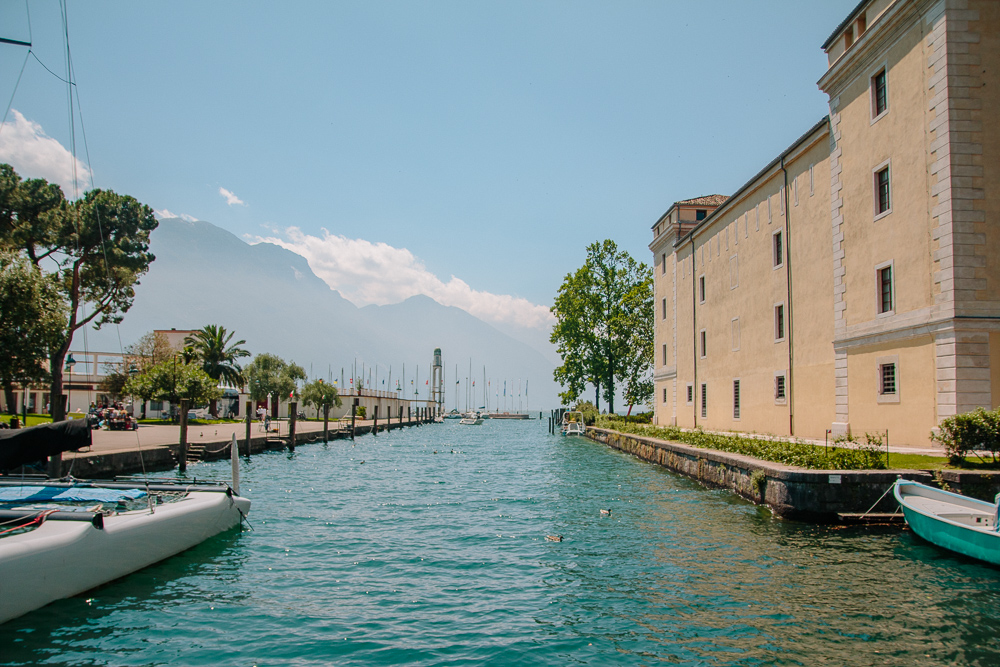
top-left (1, 0), bottom-right (857, 341)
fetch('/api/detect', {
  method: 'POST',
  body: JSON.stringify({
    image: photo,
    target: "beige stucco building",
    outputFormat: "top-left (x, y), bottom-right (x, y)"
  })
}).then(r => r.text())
top-left (652, 0), bottom-right (999, 446)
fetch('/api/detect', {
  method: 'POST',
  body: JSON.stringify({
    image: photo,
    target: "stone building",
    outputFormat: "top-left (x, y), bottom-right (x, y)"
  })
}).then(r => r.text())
top-left (651, 0), bottom-right (999, 446)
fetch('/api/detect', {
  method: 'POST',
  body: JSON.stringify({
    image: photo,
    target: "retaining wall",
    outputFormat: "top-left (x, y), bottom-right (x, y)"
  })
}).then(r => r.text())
top-left (587, 427), bottom-right (935, 520)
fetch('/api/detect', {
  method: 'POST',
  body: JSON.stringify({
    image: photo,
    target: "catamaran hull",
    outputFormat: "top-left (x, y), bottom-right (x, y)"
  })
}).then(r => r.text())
top-left (0, 491), bottom-right (250, 624)
top-left (894, 480), bottom-right (1000, 566)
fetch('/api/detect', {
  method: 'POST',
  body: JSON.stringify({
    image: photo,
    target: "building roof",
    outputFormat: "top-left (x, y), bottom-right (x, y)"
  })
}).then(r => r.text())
top-left (675, 194), bottom-right (729, 207)
top-left (822, 0), bottom-right (869, 50)
top-left (675, 116), bottom-right (830, 248)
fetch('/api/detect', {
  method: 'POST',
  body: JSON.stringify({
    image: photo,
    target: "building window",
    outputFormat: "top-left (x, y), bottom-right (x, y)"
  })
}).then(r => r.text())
top-left (686, 383), bottom-right (694, 405)
top-left (701, 383), bottom-right (708, 418)
top-left (662, 297), bottom-right (667, 320)
top-left (809, 164), bottom-right (815, 196)
top-left (877, 263), bottom-right (894, 314)
top-left (696, 209), bottom-right (707, 221)
top-left (700, 329), bottom-right (707, 358)
top-left (663, 387), bottom-right (668, 404)
top-left (733, 380), bottom-right (741, 420)
top-left (876, 355), bottom-right (900, 403)
top-left (774, 304), bottom-right (785, 342)
top-left (661, 253), bottom-right (666, 275)
top-left (880, 363), bottom-right (896, 395)
top-left (662, 343), bottom-right (668, 366)
top-left (731, 318), bottom-right (741, 351)
top-left (767, 197), bottom-right (772, 223)
top-left (872, 68), bottom-right (887, 119)
top-left (774, 373), bottom-right (787, 404)
top-left (730, 255), bottom-right (739, 289)
top-left (874, 163), bottom-right (891, 218)
top-left (844, 24), bottom-right (854, 49)
top-left (150, 400), bottom-right (164, 411)
top-left (772, 230), bottom-right (783, 269)
top-left (793, 177), bottom-right (798, 206)
top-left (699, 275), bottom-right (706, 304)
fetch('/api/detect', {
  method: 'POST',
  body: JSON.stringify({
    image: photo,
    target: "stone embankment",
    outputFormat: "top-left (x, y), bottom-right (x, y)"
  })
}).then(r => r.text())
top-left (587, 427), bottom-right (1000, 521)
top-left (56, 418), bottom-right (433, 478)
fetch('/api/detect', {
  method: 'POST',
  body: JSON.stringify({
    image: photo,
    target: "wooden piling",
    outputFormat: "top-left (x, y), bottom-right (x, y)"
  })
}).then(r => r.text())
top-left (244, 400), bottom-right (252, 457)
top-left (289, 401), bottom-right (297, 451)
top-left (179, 399), bottom-right (189, 473)
top-left (323, 404), bottom-right (330, 443)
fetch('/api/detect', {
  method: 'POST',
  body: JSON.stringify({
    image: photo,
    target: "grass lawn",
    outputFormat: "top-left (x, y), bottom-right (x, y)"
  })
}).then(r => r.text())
top-left (0, 413), bottom-right (85, 427)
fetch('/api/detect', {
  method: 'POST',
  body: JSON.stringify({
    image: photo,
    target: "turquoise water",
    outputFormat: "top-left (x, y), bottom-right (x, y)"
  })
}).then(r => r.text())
top-left (4, 420), bottom-right (1000, 666)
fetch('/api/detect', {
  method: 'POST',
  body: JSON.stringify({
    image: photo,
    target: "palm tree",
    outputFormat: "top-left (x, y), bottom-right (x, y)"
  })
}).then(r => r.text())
top-left (184, 325), bottom-right (251, 417)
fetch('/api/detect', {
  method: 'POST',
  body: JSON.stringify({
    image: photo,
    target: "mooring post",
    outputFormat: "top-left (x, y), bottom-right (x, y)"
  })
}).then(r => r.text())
top-left (179, 399), bottom-right (189, 473)
top-left (373, 405), bottom-right (378, 436)
top-left (289, 401), bottom-right (297, 452)
top-left (351, 398), bottom-right (358, 441)
top-left (323, 404), bottom-right (330, 443)
top-left (245, 400), bottom-right (253, 457)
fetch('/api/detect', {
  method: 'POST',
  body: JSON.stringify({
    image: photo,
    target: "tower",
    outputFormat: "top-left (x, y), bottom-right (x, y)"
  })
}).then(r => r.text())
top-left (431, 348), bottom-right (444, 417)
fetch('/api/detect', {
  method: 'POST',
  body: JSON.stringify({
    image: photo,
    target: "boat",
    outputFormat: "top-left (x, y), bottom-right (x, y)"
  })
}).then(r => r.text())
top-left (459, 412), bottom-right (484, 425)
top-left (443, 409), bottom-right (463, 420)
top-left (0, 421), bottom-right (251, 625)
top-left (893, 479), bottom-right (1000, 566)
top-left (561, 411), bottom-right (586, 436)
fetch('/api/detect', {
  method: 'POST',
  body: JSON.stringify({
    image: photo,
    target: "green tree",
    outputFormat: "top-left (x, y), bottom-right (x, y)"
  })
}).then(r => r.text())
top-left (301, 379), bottom-right (342, 420)
top-left (99, 331), bottom-right (172, 415)
top-left (184, 325), bottom-right (251, 416)
top-left (0, 165), bottom-right (158, 422)
top-left (0, 251), bottom-right (67, 411)
top-left (550, 240), bottom-right (652, 414)
top-left (124, 358), bottom-right (221, 412)
top-left (244, 353), bottom-right (306, 412)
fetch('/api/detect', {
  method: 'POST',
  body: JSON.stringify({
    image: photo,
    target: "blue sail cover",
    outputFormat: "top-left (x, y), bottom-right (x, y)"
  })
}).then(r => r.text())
top-left (0, 486), bottom-right (146, 503)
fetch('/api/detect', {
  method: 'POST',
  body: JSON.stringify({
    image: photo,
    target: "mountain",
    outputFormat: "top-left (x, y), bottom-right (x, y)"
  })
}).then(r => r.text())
top-left (83, 217), bottom-right (561, 410)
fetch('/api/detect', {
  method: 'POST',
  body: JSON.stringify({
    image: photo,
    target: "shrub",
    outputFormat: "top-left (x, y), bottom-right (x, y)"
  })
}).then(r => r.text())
top-left (572, 401), bottom-right (599, 426)
top-left (932, 408), bottom-right (1000, 465)
top-left (593, 417), bottom-right (888, 470)
top-left (356, 405), bottom-right (367, 419)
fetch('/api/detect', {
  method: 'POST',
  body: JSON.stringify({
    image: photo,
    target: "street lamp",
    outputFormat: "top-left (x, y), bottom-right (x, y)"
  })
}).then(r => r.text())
top-left (128, 363), bottom-right (139, 417)
top-left (64, 354), bottom-right (77, 415)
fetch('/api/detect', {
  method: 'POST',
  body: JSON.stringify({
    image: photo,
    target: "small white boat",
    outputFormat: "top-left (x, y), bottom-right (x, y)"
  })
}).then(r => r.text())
top-left (561, 411), bottom-right (586, 436)
top-left (0, 424), bottom-right (250, 625)
top-left (894, 479), bottom-right (1000, 566)
top-left (459, 412), bottom-right (484, 425)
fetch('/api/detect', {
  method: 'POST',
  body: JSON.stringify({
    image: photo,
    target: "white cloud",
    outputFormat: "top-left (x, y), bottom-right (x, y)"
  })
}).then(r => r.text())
top-left (0, 109), bottom-right (92, 197)
top-left (219, 187), bottom-right (245, 206)
top-left (252, 227), bottom-right (555, 330)
top-left (156, 209), bottom-right (197, 223)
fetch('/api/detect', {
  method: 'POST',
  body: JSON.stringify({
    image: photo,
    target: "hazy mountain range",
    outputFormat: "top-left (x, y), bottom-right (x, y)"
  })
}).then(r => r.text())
top-left (82, 217), bottom-right (562, 411)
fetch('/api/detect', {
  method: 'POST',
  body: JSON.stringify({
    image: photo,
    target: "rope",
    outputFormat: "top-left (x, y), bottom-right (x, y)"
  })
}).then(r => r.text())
top-left (860, 477), bottom-right (901, 520)
top-left (0, 508), bottom-right (59, 536)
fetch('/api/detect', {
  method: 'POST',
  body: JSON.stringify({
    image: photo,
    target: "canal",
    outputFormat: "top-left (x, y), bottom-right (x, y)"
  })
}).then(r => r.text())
top-left (3, 419), bottom-right (1000, 665)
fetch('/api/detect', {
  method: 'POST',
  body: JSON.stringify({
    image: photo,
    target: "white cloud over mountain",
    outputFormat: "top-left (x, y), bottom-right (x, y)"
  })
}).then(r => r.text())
top-left (253, 227), bottom-right (555, 330)
top-left (219, 187), bottom-right (244, 206)
top-left (156, 209), bottom-right (197, 222)
top-left (0, 110), bottom-right (92, 197)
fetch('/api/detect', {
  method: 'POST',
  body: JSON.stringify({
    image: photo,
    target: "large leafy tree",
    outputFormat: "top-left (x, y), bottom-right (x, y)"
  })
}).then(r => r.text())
top-left (244, 353), bottom-right (306, 414)
top-left (0, 251), bottom-right (67, 411)
top-left (184, 325), bottom-right (250, 416)
top-left (0, 164), bottom-right (158, 422)
top-left (301, 379), bottom-right (342, 419)
top-left (123, 358), bottom-right (221, 411)
top-left (550, 240), bottom-right (653, 413)
top-left (99, 331), bottom-right (173, 410)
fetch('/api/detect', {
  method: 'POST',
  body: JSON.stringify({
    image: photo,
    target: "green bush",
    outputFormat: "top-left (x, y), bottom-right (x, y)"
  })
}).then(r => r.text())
top-left (356, 405), bottom-right (367, 419)
top-left (594, 416), bottom-right (887, 471)
top-left (932, 408), bottom-right (1000, 465)
top-left (572, 401), bottom-right (599, 426)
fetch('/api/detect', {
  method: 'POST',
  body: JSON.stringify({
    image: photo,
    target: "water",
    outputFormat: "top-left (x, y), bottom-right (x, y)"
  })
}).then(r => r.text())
top-left (4, 420), bottom-right (1000, 666)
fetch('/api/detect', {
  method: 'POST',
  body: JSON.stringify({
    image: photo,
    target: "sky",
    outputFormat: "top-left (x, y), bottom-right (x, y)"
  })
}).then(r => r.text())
top-left (0, 0), bottom-right (858, 346)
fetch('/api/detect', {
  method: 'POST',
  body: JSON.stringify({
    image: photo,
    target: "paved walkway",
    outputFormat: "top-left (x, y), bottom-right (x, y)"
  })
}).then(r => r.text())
top-left (74, 418), bottom-right (389, 456)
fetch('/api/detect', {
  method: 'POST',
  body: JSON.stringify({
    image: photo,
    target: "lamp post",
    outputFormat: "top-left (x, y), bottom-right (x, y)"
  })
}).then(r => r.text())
top-left (64, 354), bottom-right (77, 416)
top-left (128, 363), bottom-right (139, 418)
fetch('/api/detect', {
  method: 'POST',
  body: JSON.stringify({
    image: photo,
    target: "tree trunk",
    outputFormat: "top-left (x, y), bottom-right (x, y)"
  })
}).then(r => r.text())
top-left (209, 397), bottom-right (218, 418)
top-left (594, 381), bottom-right (600, 412)
top-left (3, 381), bottom-right (14, 414)
top-left (49, 348), bottom-right (68, 422)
